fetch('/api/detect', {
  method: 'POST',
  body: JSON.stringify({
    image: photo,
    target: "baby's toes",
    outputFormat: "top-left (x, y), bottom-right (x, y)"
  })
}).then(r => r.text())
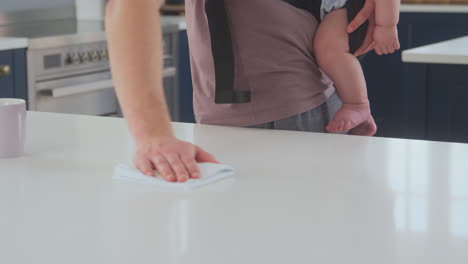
top-left (343, 120), bottom-right (353, 132)
top-left (326, 121), bottom-right (335, 133)
top-left (331, 121), bottom-right (340, 133)
top-left (330, 121), bottom-right (341, 133)
top-left (338, 120), bottom-right (347, 132)
top-left (333, 120), bottom-right (341, 132)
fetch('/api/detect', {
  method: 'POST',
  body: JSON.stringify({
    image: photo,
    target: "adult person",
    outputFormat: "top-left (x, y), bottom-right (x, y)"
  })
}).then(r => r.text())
top-left (106, 0), bottom-right (377, 182)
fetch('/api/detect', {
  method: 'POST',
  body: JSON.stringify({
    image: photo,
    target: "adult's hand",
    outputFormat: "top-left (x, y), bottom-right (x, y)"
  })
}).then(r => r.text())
top-left (347, 0), bottom-right (376, 56)
top-left (134, 136), bottom-right (219, 182)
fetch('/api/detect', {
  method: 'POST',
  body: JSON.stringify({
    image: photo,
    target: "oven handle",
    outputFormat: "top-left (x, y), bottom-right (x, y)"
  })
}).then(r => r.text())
top-left (51, 79), bottom-right (114, 98)
top-left (47, 68), bottom-right (176, 98)
top-left (163, 67), bottom-right (177, 77)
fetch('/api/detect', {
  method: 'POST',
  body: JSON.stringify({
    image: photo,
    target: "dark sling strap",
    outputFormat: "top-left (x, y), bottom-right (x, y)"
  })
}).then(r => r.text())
top-left (205, 0), bottom-right (251, 104)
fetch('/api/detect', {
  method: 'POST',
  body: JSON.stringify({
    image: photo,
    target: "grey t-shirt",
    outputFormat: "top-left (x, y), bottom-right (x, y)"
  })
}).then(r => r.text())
top-left (185, 0), bottom-right (335, 126)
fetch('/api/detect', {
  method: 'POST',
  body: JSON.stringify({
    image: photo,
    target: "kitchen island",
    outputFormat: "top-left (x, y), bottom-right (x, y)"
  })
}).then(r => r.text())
top-left (400, 4), bottom-right (468, 13)
top-left (403, 35), bottom-right (468, 65)
top-left (402, 36), bottom-right (468, 143)
top-left (1, 112), bottom-right (468, 264)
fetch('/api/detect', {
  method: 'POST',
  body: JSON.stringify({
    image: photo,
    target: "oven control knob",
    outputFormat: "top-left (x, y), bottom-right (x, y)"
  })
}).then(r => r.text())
top-left (65, 54), bottom-right (74, 65)
top-left (80, 53), bottom-right (89, 63)
top-left (88, 51), bottom-right (95, 62)
top-left (99, 49), bottom-right (108, 60)
top-left (92, 50), bottom-right (100, 61)
top-left (72, 54), bottom-right (80, 65)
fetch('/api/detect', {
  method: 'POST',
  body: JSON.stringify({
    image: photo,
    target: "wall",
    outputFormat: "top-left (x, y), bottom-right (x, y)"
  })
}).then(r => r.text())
top-left (0, 0), bottom-right (106, 20)
top-left (76, 0), bottom-right (106, 20)
top-left (0, 0), bottom-right (74, 11)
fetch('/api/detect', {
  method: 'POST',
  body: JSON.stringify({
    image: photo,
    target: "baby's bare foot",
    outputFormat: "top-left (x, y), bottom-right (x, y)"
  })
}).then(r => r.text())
top-left (349, 116), bottom-right (377, 136)
top-left (326, 103), bottom-right (371, 133)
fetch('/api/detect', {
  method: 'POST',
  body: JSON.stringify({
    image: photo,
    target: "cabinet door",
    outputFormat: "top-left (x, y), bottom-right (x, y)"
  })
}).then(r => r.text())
top-left (427, 64), bottom-right (468, 144)
top-left (0, 50), bottom-right (14, 98)
top-left (361, 13), bottom-right (468, 140)
top-left (402, 13), bottom-right (468, 141)
top-left (163, 75), bottom-right (178, 121)
top-left (12, 49), bottom-right (28, 101)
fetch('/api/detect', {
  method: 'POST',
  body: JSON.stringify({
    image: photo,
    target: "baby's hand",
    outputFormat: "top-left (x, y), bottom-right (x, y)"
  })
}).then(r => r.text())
top-left (373, 25), bottom-right (400, 55)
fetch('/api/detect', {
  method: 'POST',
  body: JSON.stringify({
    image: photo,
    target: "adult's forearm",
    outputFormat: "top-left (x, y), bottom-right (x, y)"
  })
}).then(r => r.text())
top-left (106, 0), bottom-right (173, 142)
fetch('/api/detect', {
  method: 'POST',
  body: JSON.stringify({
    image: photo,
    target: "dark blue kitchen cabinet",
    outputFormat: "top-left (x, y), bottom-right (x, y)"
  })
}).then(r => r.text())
top-left (0, 50), bottom-right (15, 98)
top-left (0, 49), bottom-right (27, 102)
top-left (426, 64), bottom-right (468, 143)
top-left (361, 13), bottom-right (468, 140)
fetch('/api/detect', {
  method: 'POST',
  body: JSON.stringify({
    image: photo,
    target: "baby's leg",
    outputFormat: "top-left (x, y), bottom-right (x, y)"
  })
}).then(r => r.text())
top-left (314, 8), bottom-right (375, 134)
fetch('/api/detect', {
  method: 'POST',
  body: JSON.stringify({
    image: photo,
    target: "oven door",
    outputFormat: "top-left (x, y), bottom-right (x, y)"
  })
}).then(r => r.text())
top-left (35, 72), bottom-right (118, 116)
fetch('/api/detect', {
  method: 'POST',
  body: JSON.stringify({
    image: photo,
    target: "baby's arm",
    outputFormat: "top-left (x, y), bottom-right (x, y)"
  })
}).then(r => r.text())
top-left (373, 0), bottom-right (400, 55)
top-left (376, 0), bottom-right (400, 26)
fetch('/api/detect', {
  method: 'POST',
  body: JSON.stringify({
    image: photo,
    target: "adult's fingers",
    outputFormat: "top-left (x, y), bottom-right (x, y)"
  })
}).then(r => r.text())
top-left (180, 154), bottom-right (201, 179)
top-left (134, 156), bottom-right (155, 177)
top-left (375, 47), bottom-right (383, 55)
top-left (366, 42), bottom-right (376, 53)
top-left (353, 16), bottom-right (375, 56)
top-left (354, 37), bottom-right (372, 56)
top-left (151, 154), bottom-right (176, 182)
top-left (195, 146), bottom-right (219, 164)
top-left (394, 41), bottom-right (401, 51)
top-left (347, 0), bottom-right (375, 33)
top-left (166, 153), bottom-right (190, 182)
top-left (355, 40), bottom-right (375, 57)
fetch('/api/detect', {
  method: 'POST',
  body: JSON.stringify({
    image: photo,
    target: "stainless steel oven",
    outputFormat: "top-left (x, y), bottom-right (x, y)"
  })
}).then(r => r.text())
top-left (27, 39), bottom-right (118, 116)
top-left (1, 7), bottom-right (180, 120)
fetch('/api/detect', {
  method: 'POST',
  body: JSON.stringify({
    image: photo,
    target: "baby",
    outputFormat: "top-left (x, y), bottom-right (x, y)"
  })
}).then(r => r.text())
top-left (313, 0), bottom-right (401, 135)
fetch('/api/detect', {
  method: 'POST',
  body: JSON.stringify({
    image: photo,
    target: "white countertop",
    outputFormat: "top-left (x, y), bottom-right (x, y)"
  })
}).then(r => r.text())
top-left (0, 37), bottom-right (28, 51)
top-left (401, 4), bottom-right (468, 13)
top-left (402, 36), bottom-right (468, 65)
top-left (1, 112), bottom-right (468, 264)
top-left (161, 15), bottom-right (187, 30)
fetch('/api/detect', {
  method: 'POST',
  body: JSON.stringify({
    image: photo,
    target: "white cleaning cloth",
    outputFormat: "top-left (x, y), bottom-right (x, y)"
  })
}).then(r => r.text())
top-left (113, 163), bottom-right (234, 191)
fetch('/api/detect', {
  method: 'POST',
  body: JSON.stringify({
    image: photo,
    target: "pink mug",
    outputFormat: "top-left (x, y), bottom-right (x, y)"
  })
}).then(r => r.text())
top-left (0, 99), bottom-right (26, 158)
